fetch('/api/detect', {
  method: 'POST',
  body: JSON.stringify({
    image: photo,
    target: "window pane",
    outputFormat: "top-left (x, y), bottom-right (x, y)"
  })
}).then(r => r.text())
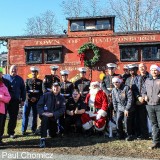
top-left (26, 50), bottom-right (42, 64)
top-left (45, 49), bottom-right (62, 63)
top-left (120, 47), bottom-right (138, 61)
top-left (142, 46), bottom-right (160, 61)
top-left (96, 20), bottom-right (110, 29)
top-left (70, 21), bottom-right (84, 31)
top-left (85, 20), bottom-right (96, 30)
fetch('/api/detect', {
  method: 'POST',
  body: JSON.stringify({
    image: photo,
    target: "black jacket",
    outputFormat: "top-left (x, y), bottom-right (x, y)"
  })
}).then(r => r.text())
top-left (102, 73), bottom-right (120, 95)
top-left (125, 75), bottom-right (139, 99)
top-left (37, 92), bottom-right (66, 119)
top-left (43, 75), bottom-right (60, 93)
top-left (26, 78), bottom-right (43, 103)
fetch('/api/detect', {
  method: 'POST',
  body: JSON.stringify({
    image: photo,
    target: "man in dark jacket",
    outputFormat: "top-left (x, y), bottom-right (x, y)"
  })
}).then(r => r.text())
top-left (112, 77), bottom-right (133, 141)
top-left (142, 64), bottom-right (160, 149)
top-left (135, 63), bottom-right (151, 139)
top-left (37, 82), bottom-right (66, 148)
top-left (3, 65), bottom-right (26, 138)
top-left (65, 89), bottom-right (86, 134)
top-left (121, 64), bottom-right (130, 83)
top-left (125, 63), bottom-right (139, 137)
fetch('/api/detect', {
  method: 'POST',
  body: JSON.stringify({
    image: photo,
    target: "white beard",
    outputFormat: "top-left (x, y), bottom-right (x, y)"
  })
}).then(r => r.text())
top-left (88, 87), bottom-right (100, 113)
top-left (89, 87), bottom-right (100, 95)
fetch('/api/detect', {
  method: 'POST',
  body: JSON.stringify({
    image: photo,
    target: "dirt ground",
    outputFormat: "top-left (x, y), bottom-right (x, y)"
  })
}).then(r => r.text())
top-left (1, 132), bottom-right (160, 160)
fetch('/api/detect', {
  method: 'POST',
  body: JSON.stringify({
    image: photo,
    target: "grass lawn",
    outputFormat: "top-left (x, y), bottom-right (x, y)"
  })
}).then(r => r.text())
top-left (1, 119), bottom-right (160, 159)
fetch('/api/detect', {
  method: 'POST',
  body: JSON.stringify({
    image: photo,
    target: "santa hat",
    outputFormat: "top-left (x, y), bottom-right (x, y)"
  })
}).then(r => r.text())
top-left (81, 113), bottom-right (93, 130)
top-left (89, 81), bottom-right (100, 88)
top-left (150, 64), bottom-right (160, 71)
top-left (94, 118), bottom-right (106, 131)
top-left (112, 77), bottom-right (122, 83)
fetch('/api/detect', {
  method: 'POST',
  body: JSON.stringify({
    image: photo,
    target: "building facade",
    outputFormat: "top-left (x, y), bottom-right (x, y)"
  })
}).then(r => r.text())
top-left (0, 16), bottom-right (160, 81)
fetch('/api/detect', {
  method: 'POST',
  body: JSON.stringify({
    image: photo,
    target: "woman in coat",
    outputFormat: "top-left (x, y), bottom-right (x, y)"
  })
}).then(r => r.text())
top-left (0, 67), bottom-right (11, 145)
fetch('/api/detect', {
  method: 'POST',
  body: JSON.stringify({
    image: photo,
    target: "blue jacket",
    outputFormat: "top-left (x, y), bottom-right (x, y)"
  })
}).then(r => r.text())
top-left (37, 92), bottom-right (66, 119)
top-left (3, 74), bottom-right (26, 101)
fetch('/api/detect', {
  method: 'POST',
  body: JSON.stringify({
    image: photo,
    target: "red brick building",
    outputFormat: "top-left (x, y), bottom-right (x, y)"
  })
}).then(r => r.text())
top-left (0, 16), bottom-right (160, 81)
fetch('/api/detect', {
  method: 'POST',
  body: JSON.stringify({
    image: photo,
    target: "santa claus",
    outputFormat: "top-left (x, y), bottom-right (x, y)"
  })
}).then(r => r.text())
top-left (81, 81), bottom-right (108, 131)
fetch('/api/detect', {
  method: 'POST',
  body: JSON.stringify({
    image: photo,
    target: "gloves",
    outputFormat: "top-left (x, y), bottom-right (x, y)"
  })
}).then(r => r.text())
top-left (96, 114), bottom-right (101, 120)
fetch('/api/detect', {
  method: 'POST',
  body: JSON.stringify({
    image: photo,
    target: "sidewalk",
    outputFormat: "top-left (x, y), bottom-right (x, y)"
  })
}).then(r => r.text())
top-left (0, 150), bottom-right (154, 160)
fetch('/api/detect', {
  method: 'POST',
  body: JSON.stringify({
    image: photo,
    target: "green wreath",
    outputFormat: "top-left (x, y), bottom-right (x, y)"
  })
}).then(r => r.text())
top-left (78, 43), bottom-right (100, 67)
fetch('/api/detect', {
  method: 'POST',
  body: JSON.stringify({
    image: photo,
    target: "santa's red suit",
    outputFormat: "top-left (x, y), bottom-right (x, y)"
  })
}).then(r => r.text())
top-left (81, 82), bottom-right (108, 131)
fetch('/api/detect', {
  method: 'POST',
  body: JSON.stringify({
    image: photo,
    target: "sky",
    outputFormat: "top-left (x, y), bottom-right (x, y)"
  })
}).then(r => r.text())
top-left (0, 0), bottom-right (107, 52)
top-left (0, 0), bottom-right (65, 36)
top-left (0, 0), bottom-right (65, 52)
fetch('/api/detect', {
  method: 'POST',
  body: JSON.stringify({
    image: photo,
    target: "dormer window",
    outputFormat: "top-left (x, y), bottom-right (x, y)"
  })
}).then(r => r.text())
top-left (69, 17), bottom-right (114, 32)
top-left (96, 20), bottom-right (111, 29)
top-left (85, 20), bottom-right (96, 30)
top-left (70, 21), bottom-right (84, 31)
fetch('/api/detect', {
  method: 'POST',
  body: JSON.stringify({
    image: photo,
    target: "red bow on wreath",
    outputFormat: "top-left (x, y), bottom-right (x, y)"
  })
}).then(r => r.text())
top-left (78, 53), bottom-right (85, 66)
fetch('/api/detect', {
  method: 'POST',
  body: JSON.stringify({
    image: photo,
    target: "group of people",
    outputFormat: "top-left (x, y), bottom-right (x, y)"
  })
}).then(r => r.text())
top-left (0, 62), bottom-right (159, 150)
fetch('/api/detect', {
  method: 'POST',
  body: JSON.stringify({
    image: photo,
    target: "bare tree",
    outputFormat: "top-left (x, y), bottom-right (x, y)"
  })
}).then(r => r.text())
top-left (24, 10), bottom-right (60, 36)
top-left (109, 0), bottom-right (160, 31)
top-left (61, 0), bottom-right (84, 17)
top-left (61, 0), bottom-right (108, 17)
top-left (84, 0), bottom-right (102, 16)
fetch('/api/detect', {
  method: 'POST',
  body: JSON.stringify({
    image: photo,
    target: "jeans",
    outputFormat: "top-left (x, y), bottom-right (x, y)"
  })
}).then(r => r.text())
top-left (146, 105), bottom-right (160, 144)
top-left (22, 101), bottom-right (38, 133)
top-left (116, 110), bottom-right (134, 136)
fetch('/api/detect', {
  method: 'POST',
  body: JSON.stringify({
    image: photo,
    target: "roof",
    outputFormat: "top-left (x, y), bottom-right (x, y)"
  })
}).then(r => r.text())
top-left (114, 30), bottom-right (160, 35)
top-left (0, 34), bottom-right (67, 41)
top-left (0, 30), bottom-right (160, 41)
top-left (66, 15), bottom-right (116, 20)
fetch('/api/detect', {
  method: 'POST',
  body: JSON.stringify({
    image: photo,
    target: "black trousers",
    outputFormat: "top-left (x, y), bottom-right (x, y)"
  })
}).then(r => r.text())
top-left (116, 110), bottom-right (134, 136)
top-left (7, 99), bottom-right (20, 135)
top-left (146, 105), bottom-right (160, 145)
top-left (107, 103), bottom-right (114, 120)
top-left (41, 115), bottom-right (57, 138)
top-left (65, 115), bottom-right (82, 133)
top-left (0, 113), bottom-right (6, 141)
top-left (135, 104), bottom-right (149, 138)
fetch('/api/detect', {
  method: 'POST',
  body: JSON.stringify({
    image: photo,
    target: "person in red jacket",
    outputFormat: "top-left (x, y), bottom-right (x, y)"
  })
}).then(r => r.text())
top-left (81, 81), bottom-right (108, 133)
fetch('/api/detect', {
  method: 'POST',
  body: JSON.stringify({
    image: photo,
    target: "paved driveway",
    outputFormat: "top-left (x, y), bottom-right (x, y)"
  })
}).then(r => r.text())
top-left (0, 150), bottom-right (154, 160)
